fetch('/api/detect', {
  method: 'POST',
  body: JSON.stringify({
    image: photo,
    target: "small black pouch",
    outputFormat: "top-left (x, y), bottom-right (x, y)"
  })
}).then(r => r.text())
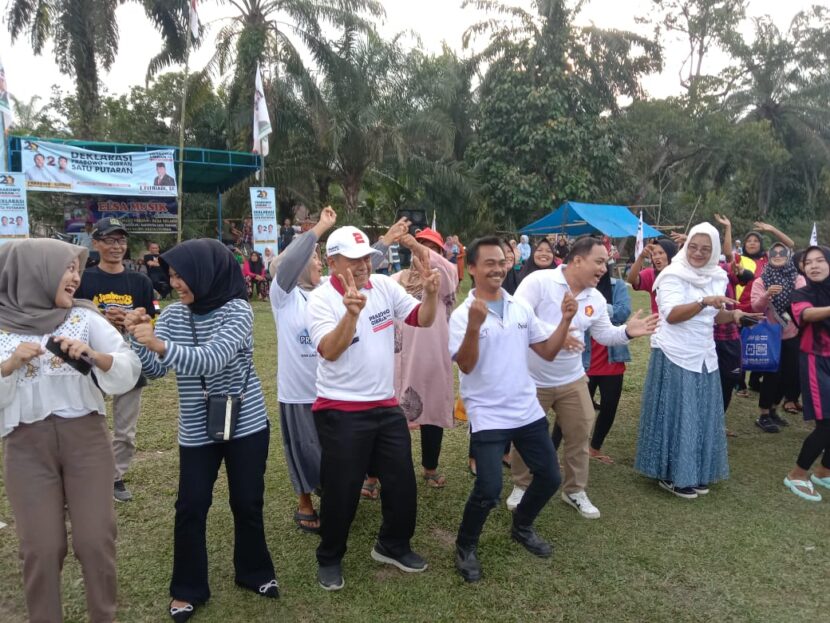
top-left (188, 313), bottom-right (252, 442)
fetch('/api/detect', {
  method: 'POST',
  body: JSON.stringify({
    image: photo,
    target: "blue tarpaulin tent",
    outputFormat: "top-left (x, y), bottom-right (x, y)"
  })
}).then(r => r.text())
top-left (520, 201), bottom-right (662, 238)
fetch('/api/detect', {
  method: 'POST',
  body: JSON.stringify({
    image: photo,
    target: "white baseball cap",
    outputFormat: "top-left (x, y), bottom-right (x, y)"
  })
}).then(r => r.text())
top-left (325, 226), bottom-right (382, 259)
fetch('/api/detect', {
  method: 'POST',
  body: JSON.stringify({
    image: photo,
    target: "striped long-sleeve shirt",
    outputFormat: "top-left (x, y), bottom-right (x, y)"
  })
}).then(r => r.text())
top-left (131, 298), bottom-right (268, 447)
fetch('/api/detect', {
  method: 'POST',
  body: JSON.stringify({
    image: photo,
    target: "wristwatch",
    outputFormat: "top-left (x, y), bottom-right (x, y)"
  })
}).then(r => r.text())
top-left (696, 297), bottom-right (706, 309)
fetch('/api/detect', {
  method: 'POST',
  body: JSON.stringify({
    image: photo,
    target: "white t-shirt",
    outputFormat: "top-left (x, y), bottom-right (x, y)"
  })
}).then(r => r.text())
top-left (515, 266), bottom-right (629, 387)
top-left (306, 274), bottom-right (419, 403)
top-left (449, 289), bottom-right (552, 432)
top-left (270, 277), bottom-right (328, 404)
top-left (651, 274), bottom-right (720, 373)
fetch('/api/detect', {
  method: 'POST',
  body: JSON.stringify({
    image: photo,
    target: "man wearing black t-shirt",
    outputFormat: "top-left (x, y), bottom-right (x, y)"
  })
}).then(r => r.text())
top-left (76, 217), bottom-right (157, 502)
top-left (143, 241), bottom-right (171, 298)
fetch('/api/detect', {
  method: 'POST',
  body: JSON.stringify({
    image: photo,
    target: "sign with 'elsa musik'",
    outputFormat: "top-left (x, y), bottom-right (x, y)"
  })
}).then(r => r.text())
top-left (20, 140), bottom-right (177, 197)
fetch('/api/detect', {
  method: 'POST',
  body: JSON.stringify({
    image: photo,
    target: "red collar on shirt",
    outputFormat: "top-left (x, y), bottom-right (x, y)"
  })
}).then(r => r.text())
top-left (330, 274), bottom-right (374, 295)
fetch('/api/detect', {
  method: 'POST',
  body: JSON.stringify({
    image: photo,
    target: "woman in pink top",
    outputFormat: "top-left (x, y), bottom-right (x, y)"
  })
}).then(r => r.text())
top-left (242, 251), bottom-right (270, 301)
top-left (750, 242), bottom-right (806, 432)
top-left (627, 238), bottom-right (678, 314)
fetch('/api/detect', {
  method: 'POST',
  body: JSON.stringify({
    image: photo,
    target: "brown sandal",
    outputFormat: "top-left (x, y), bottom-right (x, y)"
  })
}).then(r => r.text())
top-left (423, 472), bottom-right (447, 488)
top-left (361, 480), bottom-right (380, 500)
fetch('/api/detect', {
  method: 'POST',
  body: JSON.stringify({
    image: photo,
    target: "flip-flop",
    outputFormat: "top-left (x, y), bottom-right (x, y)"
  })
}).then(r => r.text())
top-left (782, 402), bottom-right (800, 414)
top-left (423, 473), bottom-right (447, 488)
top-left (736, 390), bottom-right (750, 398)
top-left (361, 481), bottom-right (380, 500)
top-left (783, 477), bottom-right (822, 502)
top-left (589, 451), bottom-right (614, 465)
top-left (726, 430), bottom-right (739, 438)
top-left (293, 510), bottom-right (320, 533)
top-left (811, 473), bottom-right (830, 491)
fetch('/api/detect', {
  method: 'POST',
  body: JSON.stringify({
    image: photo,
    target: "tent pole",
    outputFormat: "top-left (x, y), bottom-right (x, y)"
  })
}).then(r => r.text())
top-left (217, 189), bottom-right (222, 241)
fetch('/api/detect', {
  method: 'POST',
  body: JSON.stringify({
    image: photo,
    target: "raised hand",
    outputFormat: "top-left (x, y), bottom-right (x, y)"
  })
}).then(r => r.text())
top-left (753, 221), bottom-right (772, 233)
top-left (625, 310), bottom-right (659, 337)
top-left (767, 284), bottom-right (783, 297)
top-left (702, 295), bottom-right (738, 309)
top-left (105, 306), bottom-right (128, 329)
top-left (381, 217), bottom-right (411, 246)
top-left (318, 206), bottom-right (337, 230)
top-left (336, 268), bottom-right (367, 318)
top-left (560, 291), bottom-right (578, 321)
top-left (713, 213), bottom-right (731, 228)
top-left (670, 231), bottom-right (687, 246)
top-left (412, 255), bottom-right (440, 295)
top-left (640, 245), bottom-right (653, 260)
top-left (468, 297), bottom-right (488, 330)
top-left (124, 307), bottom-right (152, 332)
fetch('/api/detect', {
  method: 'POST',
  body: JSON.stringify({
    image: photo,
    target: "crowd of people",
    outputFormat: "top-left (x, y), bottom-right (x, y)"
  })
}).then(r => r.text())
top-left (0, 209), bottom-right (828, 622)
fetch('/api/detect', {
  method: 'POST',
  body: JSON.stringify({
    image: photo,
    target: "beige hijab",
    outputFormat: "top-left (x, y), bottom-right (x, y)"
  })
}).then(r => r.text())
top-left (0, 239), bottom-right (99, 335)
top-left (270, 244), bottom-right (320, 291)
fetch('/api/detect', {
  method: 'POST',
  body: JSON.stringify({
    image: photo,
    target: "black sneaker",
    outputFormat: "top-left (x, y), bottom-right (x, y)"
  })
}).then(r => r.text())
top-left (658, 480), bottom-right (698, 499)
top-left (769, 410), bottom-right (789, 428)
top-left (317, 563), bottom-right (344, 591)
top-left (370, 542), bottom-right (428, 572)
top-left (455, 543), bottom-right (482, 583)
top-left (755, 415), bottom-right (780, 433)
top-left (692, 484), bottom-right (709, 495)
top-left (257, 579), bottom-right (280, 599)
top-left (113, 479), bottom-right (133, 502)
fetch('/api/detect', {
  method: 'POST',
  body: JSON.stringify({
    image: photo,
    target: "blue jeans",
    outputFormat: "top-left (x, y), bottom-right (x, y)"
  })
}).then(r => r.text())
top-left (457, 417), bottom-right (560, 547)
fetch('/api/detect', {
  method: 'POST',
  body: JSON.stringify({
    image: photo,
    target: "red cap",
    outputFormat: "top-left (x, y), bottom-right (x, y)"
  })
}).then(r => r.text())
top-left (415, 227), bottom-right (444, 249)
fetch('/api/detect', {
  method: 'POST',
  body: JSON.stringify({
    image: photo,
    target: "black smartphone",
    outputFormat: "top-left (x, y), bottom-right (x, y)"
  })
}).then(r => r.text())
top-left (44, 336), bottom-right (93, 375)
top-left (739, 316), bottom-right (760, 328)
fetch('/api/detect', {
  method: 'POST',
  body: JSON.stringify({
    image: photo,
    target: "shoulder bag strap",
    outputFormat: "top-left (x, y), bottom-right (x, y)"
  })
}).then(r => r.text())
top-left (188, 310), bottom-right (253, 400)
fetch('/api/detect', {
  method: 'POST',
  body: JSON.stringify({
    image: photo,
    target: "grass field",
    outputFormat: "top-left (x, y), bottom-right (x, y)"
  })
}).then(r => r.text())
top-left (0, 287), bottom-right (828, 622)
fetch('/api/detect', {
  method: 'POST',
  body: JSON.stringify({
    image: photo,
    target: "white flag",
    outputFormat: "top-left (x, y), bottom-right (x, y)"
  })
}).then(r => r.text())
top-left (253, 63), bottom-right (272, 158)
top-left (0, 56), bottom-right (13, 127)
top-left (189, 0), bottom-right (201, 39)
top-left (634, 211), bottom-right (644, 258)
top-left (431, 210), bottom-right (436, 231)
top-left (810, 222), bottom-right (818, 246)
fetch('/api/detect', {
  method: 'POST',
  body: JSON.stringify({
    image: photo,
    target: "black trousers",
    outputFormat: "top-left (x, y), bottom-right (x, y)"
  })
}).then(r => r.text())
top-left (797, 420), bottom-right (830, 471)
top-left (758, 336), bottom-right (801, 410)
top-left (716, 338), bottom-right (742, 412)
top-left (314, 406), bottom-right (417, 567)
top-left (420, 424), bottom-right (443, 470)
top-left (458, 417), bottom-right (560, 548)
top-left (171, 427), bottom-right (274, 604)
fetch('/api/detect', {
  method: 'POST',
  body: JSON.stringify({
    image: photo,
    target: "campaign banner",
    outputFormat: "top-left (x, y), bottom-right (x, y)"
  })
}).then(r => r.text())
top-left (64, 195), bottom-right (178, 235)
top-left (249, 187), bottom-right (278, 254)
top-left (0, 172), bottom-right (29, 245)
top-left (21, 139), bottom-right (177, 197)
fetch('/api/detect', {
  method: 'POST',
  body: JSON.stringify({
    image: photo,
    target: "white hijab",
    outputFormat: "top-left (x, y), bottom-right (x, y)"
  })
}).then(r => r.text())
top-left (653, 222), bottom-right (728, 292)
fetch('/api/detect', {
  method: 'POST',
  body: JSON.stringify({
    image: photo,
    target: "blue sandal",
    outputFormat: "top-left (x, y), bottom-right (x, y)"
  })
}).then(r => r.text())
top-left (783, 477), bottom-right (822, 502)
top-left (810, 473), bottom-right (830, 491)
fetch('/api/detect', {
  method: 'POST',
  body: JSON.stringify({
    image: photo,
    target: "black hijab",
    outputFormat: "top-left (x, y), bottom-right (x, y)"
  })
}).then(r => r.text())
top-left (653, 238), bottom-right (678, 273)
top-left (791, 246), bottom-right (830, 336)
top-left (596, 269), bottom-right (613, 304)
top-left (161, 239), bottom-right (248, 315)
top-left (743, 231), bottom-right (766, 261)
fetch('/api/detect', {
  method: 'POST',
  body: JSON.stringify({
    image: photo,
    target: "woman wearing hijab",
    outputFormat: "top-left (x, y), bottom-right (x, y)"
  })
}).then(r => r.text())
top-left (125, 239), bottom-right (277, 621)
top-left (242, 250), bottom-right (270, 301)
top-left (750, 242), bottom-right (806, 432)
top-left (517, 235), bottom-right (531, 263)
top-left (785, 246), bottom-right (830, 501)
top-left (627, 238), bottom-right (678, 314)
top-left (391, 228), bottom-right (459, 488)
top-left (501, 239), bottom-right (523, 295)
top-left (635, 223), bottom-right (755, 499)
top-left (269, 206), bottom-right (337, 532)
top-left (516, 238), bottom-right (558, 285)
top-left (0, 239), bottom-right (141, 623)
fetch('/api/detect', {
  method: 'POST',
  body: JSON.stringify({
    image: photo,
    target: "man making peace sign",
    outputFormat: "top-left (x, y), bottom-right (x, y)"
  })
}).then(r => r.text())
top-left (306, 225), bottom-right (440, 591)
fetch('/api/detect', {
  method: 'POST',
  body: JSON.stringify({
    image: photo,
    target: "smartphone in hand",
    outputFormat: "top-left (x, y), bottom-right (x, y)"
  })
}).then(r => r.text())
top-left (44, 337), bottom-right (93, 375)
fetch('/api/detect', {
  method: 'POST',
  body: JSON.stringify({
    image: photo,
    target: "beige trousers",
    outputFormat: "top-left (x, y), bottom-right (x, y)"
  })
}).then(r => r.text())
top-left (112, 385), bottom-right (143, 481)
top-left (511, 376), bottom-right (596, 494)
top-left (3, 414), bottom-right (117, 623)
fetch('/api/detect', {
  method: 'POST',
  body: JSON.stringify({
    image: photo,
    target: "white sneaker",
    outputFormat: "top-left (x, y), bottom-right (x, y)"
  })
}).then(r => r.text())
top-left (506, 486), bottom-right (526, 511)
top-left (561, 491), bottom-right (601, 519)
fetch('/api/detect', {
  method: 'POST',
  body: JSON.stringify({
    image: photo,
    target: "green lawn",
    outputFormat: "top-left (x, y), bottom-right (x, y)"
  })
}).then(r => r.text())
top-left (0, 288), bottom-right (827, 622)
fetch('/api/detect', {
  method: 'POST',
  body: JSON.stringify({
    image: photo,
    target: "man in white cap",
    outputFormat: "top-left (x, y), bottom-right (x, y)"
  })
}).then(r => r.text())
top-left (306, 225), bottom-right (441, 591)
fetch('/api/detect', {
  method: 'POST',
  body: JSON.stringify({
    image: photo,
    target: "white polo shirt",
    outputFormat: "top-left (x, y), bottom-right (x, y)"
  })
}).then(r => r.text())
top-left (515, 266), bottom-right (629, 387)
top-left (449, 289), bottom-right (552, 432)
top-left (306, 273), bottom-right (420, 406)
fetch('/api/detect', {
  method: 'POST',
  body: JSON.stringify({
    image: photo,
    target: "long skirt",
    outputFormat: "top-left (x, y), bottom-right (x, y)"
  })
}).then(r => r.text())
top-left (279, 402), bottom-right (321, 495)
top-left (635, 348), bottom-right (729, 488)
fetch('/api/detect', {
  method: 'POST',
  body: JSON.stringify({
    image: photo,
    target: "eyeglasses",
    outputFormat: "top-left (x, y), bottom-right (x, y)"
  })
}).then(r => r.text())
top-left (769, 248), bottom-right (789, 258)
top-left (99, 237), bottom-right (128, 247)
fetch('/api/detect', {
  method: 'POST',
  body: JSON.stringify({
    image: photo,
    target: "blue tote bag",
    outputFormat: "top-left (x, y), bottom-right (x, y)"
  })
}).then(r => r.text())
top-left (740, 320), bottom-right (782, 372)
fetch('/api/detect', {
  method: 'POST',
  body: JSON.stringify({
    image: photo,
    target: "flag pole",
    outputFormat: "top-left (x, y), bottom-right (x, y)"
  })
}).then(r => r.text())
top-left (176, 24), bottom-right (192, 244)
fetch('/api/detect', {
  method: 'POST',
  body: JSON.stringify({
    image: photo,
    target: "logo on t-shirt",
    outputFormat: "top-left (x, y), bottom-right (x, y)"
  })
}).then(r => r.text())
top-left (92, 291), bottom-right (134, 311)
top-left (517, 322), bottom-right (528, 330)
top-left (369, 308), bottom-right (393, 332)
top-left (584, 305), bottom-right (594, 317)
top-left (298, 329), bottom-right (313, 346)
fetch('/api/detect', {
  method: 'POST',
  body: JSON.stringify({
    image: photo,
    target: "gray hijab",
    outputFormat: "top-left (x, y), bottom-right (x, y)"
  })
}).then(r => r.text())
top-left (0, 239), bottom-right (99, 335)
